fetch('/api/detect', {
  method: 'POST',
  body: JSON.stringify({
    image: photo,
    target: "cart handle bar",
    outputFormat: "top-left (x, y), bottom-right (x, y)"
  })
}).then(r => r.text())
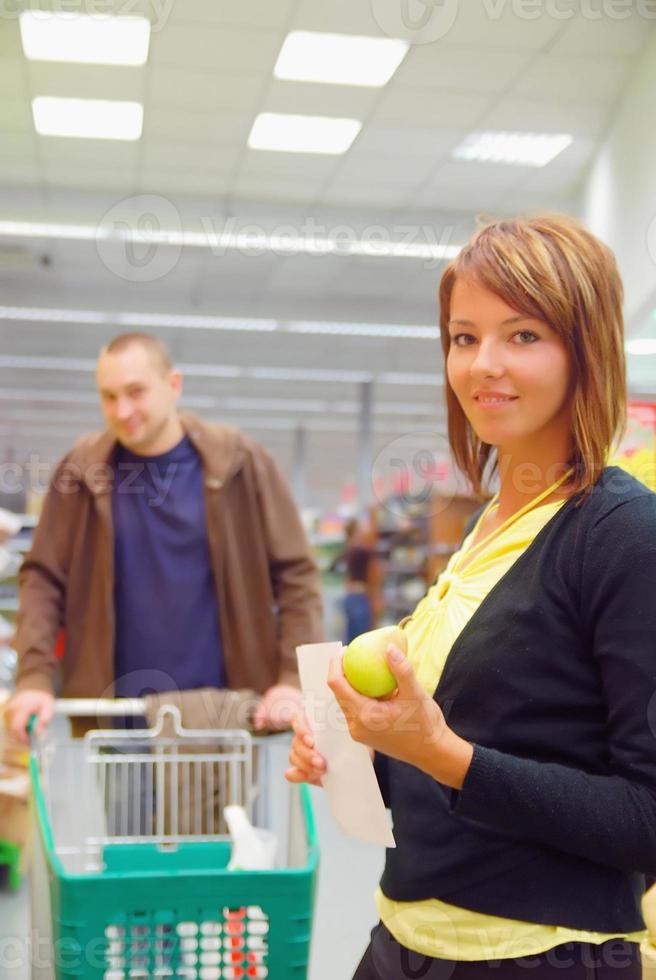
top-left (54, 698), bottom-right (146, 717)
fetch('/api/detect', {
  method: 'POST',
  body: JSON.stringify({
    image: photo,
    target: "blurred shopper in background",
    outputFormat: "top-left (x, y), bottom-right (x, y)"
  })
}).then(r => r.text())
top-left (330, 517), bottom-right (377, 643)
top-left (7, 333), bottom-right (323, 741)
top-left (288, 215), bottom-right (656, 979)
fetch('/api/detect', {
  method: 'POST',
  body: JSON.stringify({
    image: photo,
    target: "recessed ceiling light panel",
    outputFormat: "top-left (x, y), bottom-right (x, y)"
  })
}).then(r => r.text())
top-left (274, 31), bottom-right (408, 87)
top-left (32, 97), bottom-right (143, 140)
top-left (452, 131), bottom-right (573, 167)
top-left (20, 12), bottom-right (150, 66)
top-left (248, 112), bottom-right (361, 154)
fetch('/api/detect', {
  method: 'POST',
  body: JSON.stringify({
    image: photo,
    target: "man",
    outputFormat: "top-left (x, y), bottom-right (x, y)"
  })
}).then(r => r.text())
top-left (8, 332), bottom-right (323, 741)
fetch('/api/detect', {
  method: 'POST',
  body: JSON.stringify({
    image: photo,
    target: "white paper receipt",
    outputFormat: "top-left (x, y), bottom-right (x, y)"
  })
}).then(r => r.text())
top-left (296, 641), bottom-right (395, 848)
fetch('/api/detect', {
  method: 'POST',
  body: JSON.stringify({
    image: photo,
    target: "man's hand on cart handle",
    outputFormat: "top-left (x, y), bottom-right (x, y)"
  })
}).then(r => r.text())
top-left (6, 689), bottom-right (55, 744)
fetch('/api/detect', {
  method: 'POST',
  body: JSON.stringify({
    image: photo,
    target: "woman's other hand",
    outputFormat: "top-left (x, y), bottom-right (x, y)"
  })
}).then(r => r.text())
top-left (284, 713), bottom-right (326, 786)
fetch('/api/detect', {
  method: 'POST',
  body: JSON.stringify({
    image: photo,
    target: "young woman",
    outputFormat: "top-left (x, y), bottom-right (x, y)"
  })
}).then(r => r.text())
top-left (286, 215), bottom-right (656, 979)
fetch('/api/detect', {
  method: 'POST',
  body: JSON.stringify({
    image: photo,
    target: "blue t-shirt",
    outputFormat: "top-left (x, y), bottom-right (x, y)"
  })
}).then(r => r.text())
top-left (111, 435), bottom-right (225, 699)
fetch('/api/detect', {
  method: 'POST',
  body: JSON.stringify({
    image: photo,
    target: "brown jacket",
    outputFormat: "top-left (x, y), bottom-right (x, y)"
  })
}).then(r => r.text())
top-left (15, 413), bottom-right (324, 697)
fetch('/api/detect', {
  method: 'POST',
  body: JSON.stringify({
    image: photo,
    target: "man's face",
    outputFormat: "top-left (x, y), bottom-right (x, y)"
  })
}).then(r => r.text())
top-left (96, 344), bottom-right (181, 452)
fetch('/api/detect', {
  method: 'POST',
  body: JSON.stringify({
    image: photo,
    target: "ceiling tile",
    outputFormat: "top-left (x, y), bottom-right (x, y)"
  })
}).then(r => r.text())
top-left (143, 108), bottom-right (253, 145)
top-left (260, 79), bottom-right (380, 120)
top-left (497, 187), bottom-right (580, 215)
top-left (2, 132), bottom-right (36, 163)
top-left (292, 0), bottom-right (382, 35)
top-left (350, 124), bottom-right (462, 158)
top-left (0, 160), bottom-right (40, 184)
top-left (372, 88), bottom-right (493, 128)
top-left (482, 97), bottom-right (609, 140)
top-left (165, 0), bottom-right (295, 29)
top-left (511, 53), bottom-right (632, 102)
top-left (230, 174), bottom-right (328, 204)
top-left (237, 149), bottom-right (340, 179)
top-left (150, 25), bottom-right (281, 73)
top-left (445, 5), bottom-right (564, 49)
top-left (334, 152), bottom-right (438, 186)
top-left (550, 13), bottom-right (654, 56)
top-left (140, 141), bottom-right (242, 174)
top-left (43, 164), bottom-right (138, 193)
top-left (0, 57), bottom-right (27, 98)
top-left (0, 98), bottom-right (33, 134)
top-left (540, 137), bottom-right (598, 171)
top-left (137, 169), bottom-right (232, 197)
top-left (40, 139), bottom-right (140, 169)
top-left (413, 183), bottom-right (507, 212)
top-left (393, 43), bottom-right (532, 92)
top-left (0, 18), bottom-right (21, 59)
top-left (320, 179), bottom-right (414, 208)
top-left (147, 67), bottom-right (266, 112)
top-left (26, 63), bottom-right (145, 102)
top-left (429, 159), bottom-right (535, 191)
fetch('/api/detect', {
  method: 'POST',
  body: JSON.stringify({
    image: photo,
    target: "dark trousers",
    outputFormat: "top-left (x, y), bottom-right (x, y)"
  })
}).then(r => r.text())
top-left (344, 591), bottom-right (372, 644)
top-left (352, 922), bottom-right (641, 980)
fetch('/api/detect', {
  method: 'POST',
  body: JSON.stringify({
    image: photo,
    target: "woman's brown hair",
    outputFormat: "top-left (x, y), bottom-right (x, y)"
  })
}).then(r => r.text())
top-left (438, 214), bottom-right (626, 500)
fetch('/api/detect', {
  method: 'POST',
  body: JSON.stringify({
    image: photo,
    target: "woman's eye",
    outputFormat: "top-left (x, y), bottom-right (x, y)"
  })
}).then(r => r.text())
top-left (450, 333), bottom-right (475, 347)
top-left (514, 330), bottom-right (539, 344)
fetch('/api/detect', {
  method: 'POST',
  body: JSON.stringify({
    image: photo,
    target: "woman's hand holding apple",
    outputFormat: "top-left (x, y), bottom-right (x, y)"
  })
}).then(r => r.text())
top-left (328, 643), bottom-right (474, 790)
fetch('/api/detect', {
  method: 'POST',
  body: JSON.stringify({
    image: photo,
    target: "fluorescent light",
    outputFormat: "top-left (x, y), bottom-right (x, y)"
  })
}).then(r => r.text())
top-left (114, 312), bottom-right (277, 332)
top-left (0, 221), bottom-right (461, 262)
top-left (288, 320), bottom-right (440, 339)
top-left (274, 31), bottom-right (408, 87)
top-left (0, 354), bottom-right (445, 388)
top-left (626, 338), bottom-right (656, 355)
top-left (248, 113), bottom-right (361, 154)
top-left (32, 97), bottom-right (143, 140)
top-left (0, 307), bottom-right (275, 333)
top-left (0, 306), bottom-right (440, 345)
top-left (20, 12), bottom-right (150, 66)
top-left (0, 306), bottom-right (110, 324)
top-left (452, 131), bottom-right (573, 167)
top-left (246, 366), bottom-right (372, 383)
top-left (0, 222), bottom-right (99, 241)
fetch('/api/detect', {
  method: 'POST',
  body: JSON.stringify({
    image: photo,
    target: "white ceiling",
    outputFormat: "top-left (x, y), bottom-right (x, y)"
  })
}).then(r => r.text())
top-left (0, 1), bottom-right (654, 510)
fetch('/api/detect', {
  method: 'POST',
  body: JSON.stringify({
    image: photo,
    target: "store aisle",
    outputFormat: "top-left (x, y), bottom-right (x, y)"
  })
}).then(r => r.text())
top-left (0, 783), bottom-right (384, 979)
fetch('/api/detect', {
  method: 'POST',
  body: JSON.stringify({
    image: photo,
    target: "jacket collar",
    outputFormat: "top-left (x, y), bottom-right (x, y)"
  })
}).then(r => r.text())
top-left (74, 411), bottom-right (244, 495)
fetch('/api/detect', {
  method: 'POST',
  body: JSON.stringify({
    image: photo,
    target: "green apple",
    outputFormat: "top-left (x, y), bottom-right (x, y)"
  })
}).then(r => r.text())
top-left (343, 625), bottom-right (407, 698)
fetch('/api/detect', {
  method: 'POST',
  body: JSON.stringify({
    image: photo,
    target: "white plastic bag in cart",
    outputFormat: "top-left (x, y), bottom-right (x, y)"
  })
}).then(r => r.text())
top-left (224, 804), bottom-right (277, 870)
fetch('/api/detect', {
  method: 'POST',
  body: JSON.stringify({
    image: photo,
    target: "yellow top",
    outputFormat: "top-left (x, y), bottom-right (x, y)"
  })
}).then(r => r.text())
top-left (376, 485), bottom-right (646, 961)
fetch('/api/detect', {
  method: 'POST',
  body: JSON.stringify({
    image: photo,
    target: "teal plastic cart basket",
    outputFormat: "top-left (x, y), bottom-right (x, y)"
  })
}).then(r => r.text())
top-left (29, 705), bottom-right (318, 980)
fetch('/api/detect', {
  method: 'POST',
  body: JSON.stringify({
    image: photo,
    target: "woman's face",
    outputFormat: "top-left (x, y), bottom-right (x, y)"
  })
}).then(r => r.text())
top-left (446, 276), bottom-right (573, 459)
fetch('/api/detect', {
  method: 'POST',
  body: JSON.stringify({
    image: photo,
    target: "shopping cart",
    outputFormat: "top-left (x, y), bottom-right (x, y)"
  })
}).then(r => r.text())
top-left (29, 699), bottom-right (318, 980)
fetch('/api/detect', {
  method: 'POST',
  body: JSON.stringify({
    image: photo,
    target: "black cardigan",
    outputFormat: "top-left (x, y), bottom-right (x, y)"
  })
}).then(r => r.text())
top-left (375, 467), bottom-right (656, 933)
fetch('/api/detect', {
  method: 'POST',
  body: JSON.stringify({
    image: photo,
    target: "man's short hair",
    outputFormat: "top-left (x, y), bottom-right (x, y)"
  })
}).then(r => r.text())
top-left (100, 332), bottom-right (173, 375)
